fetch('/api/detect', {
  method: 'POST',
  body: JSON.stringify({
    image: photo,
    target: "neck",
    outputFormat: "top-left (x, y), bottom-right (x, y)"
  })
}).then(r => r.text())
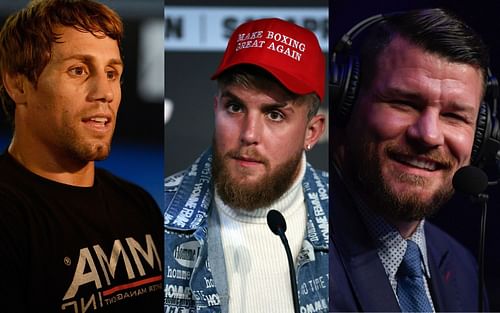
top-left (8, 137), bottom-right (95, 187)
top-left (386, 217), bottom-right (420, 239)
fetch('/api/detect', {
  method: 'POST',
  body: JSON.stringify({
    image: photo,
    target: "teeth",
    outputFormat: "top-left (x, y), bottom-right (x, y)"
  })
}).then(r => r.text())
top-left (90, 117), bottom-right (108, 124)
top-left (399, 155), bottom-right (437, 171)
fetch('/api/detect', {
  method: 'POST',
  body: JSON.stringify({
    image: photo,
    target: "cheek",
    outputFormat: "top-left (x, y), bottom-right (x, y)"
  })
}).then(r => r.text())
top-left (27, 88), bottom-right (59, 121)
top-left (267, 125), bottom-right (305, 158)
top-left (214, 114), bottom-right (238, 147)
top-left (113, 87), bottom-right (122, 111)
top-left (35, 82), bottom-right (76, 114)
top-left (371, 115), bottom-right (405, 139)
top-left (444, 127), bottom-right (475, 164)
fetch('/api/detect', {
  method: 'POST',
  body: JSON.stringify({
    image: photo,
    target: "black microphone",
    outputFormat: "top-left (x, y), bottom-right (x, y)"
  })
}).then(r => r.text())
top-left (453, 165), bottom-right (489, 312)
top-left (452, 165), bottom-right (488, 195)
top-left (266, 209), bottom-right (300, 313)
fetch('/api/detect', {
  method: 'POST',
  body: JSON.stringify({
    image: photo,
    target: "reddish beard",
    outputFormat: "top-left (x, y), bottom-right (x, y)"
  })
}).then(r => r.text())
top-left (212, 140), bottom-right (303, 211)
top-left (347, 141), bottom-right (456, 221)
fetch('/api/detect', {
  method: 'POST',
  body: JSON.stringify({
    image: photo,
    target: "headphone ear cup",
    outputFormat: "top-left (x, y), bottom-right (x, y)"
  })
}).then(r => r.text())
top-left (471, 102), bottom-right (490, 165)
top-left (330, 55), bottom-right (344, 116)
top-left (332, 56), bottom-right (361, 126)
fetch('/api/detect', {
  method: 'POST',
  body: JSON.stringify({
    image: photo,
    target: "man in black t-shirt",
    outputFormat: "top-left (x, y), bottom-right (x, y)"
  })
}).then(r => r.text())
top-left (0, 1), bottom-right (162, 312)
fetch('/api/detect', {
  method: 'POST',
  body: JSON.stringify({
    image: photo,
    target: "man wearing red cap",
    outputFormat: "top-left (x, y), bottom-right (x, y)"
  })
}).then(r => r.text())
top-left (164, 18), bottom-right (329, 312)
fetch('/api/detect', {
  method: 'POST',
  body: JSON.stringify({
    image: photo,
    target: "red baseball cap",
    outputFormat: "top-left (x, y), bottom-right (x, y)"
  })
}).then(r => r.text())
top-left (211, 18), bottom-right (325, 101)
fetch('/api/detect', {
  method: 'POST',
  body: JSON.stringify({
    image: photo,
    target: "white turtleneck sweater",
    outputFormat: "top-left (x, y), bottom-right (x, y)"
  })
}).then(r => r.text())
top-left (214, 155), bottom-right (307, 313)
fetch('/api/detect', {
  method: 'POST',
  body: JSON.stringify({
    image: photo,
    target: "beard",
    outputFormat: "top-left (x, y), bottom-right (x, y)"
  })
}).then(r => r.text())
top-left (58, 118), bottom-right (113, 163)
top-left (347, 140), bottom-right (455, 221)
top-left (212, 140), bottom-right (303, 211)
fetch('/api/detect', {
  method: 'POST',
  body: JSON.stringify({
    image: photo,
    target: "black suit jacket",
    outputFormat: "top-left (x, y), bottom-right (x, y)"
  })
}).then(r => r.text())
top-left (330, 171), bottom-right (484, 312)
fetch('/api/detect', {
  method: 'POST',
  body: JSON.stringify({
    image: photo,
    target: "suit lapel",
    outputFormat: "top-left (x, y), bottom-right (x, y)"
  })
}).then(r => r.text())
top-left (333, 174), bottom-right (401, 312)
top-left (425, 224), bottom-right (459, 312)
top-left (345, 246), bottom-right (401, 312)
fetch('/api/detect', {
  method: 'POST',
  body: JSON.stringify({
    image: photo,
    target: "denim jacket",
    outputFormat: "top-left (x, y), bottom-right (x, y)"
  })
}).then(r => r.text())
top-left (164, 149), bottom-right (329, 313)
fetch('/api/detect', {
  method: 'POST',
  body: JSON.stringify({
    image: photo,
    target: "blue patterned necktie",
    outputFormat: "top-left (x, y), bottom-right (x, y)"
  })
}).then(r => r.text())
top-left (396, 240), bottom-right (433, 312)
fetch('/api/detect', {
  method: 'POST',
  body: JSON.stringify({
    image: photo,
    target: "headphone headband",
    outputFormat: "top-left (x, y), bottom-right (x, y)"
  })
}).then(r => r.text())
top-left (334, 14), bottom-right (385, 54)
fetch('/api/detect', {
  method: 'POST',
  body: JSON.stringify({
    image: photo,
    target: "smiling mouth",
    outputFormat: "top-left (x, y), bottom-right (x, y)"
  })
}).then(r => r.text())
top-left (82, 116), bottom-right (111, 127)
top-left (391, 154), bottom-right (443, 171)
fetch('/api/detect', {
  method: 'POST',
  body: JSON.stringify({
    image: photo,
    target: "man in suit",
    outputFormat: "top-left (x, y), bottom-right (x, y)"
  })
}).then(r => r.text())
top-left (330, 8), bottom-right (491, 311)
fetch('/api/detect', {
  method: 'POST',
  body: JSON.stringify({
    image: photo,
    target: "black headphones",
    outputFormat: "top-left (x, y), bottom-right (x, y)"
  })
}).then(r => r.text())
top-left (330, 12), bottom-right (500, 168)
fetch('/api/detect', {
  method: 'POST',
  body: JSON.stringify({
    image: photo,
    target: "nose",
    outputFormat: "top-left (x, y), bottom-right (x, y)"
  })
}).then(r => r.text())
top-left (240, 112), bottom-right (261, 145)
top-left (407, 108), bottom-right (444, 148)
top-left (88, 72), bottom-right (114, 103)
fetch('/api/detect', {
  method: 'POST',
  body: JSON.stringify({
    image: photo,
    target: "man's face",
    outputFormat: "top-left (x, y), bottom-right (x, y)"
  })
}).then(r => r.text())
top-left (213, 80), bottom-right (312, 210)
top-left (343, 36), bottom-right (483, 221)
top-left (23, 26), bottom-right (123, 162)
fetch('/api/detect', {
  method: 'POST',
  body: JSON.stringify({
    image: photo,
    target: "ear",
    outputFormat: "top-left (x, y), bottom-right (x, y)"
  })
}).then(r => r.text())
top-left (304, 113), bottom-right (326, 151)
top-left (3, 72), bottom-right (28, 104)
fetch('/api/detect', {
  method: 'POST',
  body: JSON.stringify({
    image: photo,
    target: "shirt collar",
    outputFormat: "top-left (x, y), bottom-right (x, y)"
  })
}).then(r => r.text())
top-left (357, 201), bottom-right (432, 280)
top-left (333, 162), bottom-right (431, 279)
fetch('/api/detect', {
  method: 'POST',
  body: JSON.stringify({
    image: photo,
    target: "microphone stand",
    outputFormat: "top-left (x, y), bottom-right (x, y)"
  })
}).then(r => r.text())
top-left (267, 210), bottom-right (300, 313)
top-left (453, 165), bottom-right (493, 312)
top-left (478, 193), bottom-right (488, 312)
top-left (277, 232), bottom-right (300, 313)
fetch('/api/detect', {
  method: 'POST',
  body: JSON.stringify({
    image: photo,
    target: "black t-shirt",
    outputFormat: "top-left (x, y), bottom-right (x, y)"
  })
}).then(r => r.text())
top-left (0, 152), bottom-right (163, 312)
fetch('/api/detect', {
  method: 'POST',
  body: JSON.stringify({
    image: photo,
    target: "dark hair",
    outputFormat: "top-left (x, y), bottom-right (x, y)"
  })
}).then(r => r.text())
top-left (359, 8), bottom-right (489, 93)
top-left (0, 0), bottom-right (123, 126)
top-left (216, 65), bottom-right (321, 120)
